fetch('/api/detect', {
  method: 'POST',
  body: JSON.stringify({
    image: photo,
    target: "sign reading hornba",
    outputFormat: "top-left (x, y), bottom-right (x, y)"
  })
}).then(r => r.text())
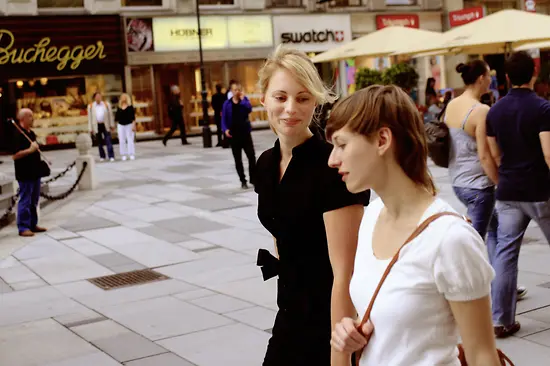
top-left (273, 15), bottom-right (351, 53)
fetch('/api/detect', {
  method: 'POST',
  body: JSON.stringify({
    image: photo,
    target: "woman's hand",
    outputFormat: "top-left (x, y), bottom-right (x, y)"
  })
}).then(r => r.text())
top-left (331, 317), bottom-right (374, 354)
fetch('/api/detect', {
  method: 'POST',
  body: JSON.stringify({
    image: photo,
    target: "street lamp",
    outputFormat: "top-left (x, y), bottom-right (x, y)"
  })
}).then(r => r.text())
top-left (195, 0), bottom-right (212, 148)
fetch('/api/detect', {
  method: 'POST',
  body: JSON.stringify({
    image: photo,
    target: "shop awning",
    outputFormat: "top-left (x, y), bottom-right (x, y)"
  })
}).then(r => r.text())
top-left (310, 26), bottom-right (443, 63)
top-left (392, 9), bottom-right (550, 57)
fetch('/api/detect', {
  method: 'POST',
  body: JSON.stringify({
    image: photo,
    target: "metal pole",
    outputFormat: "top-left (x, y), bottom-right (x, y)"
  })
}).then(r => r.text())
top-left (195, 0), bottom-right (212, 148)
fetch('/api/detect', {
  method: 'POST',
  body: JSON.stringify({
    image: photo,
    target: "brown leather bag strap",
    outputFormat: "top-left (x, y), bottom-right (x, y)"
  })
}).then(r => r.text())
top-left (357, 211), bottom-right (464, 331)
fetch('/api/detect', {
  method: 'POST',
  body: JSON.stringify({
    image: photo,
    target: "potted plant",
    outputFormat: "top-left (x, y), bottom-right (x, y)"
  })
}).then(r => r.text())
top-left (355, 68), bottom-right (383, 90)
top-left (382, 62), bottom-right (419, 93)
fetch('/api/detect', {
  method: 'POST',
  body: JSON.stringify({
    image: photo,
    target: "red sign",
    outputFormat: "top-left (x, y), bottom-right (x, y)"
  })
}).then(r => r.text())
top-left (449, 6), bottom-right (484, 27)
top-left (525, 0), bottom-right (536, 12)
top-left (376, 15), bottom-right (419, 30)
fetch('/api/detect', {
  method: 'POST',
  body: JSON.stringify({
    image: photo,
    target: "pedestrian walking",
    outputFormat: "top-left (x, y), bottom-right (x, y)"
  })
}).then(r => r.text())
top-left (88, 92), bottom-right (115, 162)
top-left (211, 84), bottom-right (227, 147)
top-left (115, 93), bottom-right (136, 161)
top-left (486, 51), bottom-right (550, 338)
top-left (12, 109), bottom-right (47, 237)
top-left (221, 81), bottom-right (256, 189)
top-left (163, 85), bottom-right (189, 146)
top-left (327, 85), bottom-right (503, 366)
top-left (254, 46), bottom-right (369, 366)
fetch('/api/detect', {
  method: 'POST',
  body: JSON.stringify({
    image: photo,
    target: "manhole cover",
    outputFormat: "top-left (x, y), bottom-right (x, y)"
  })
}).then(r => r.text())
top-left (88, 269), bottom-right (170, 290)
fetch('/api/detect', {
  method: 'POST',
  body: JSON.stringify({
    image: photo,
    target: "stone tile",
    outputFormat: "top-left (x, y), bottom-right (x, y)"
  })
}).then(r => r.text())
top-left (0, 319), bottom-right (98, 366)
top-left (46, 227), bottom-right (80, 240)
top-left (181, 198), bottom-right (250, 212)
top-left (62, 237), bottom-right (113, 256)
top-left (42, 351), bottom-right (121, 366)
top-left (173, 288), bottom-right (217, 301)
top-left (11, 278), bottom-right (48, 291)
top-left (526, 326), bottom-right (550, 347)
top-left (218, 205), bottom-right (260, 223)
top-left (521, 306), bottom-right (550, 323)
top-left (106, 241), bottom-right (200, 268)
top-left (79, 226), bottom-right (161, 246)
top-left (23, 252), bottom-right (113, 285)
top-left (95, 198), bottom-right (151, 213)
top-left (224, 307), bottom-right (277, 331)
top-left (71, 319), bottom-right (128, 340)
top-left (124, 207), bottom-right (186, 223)
top-left (192, 227), bottom-right (273, 252)
top-left (0, 264), bottom-right (40, 284)
top-left (90, 252), bottom-right (137, 268)
top-left (193, 210), bottom-right (263, 231)
top-left (189, 294), bottom-right (255, 314)
top-left (56, 279), bottom-right (197, 310)
top-left (207, 277), bottom-right (277, 308)
top-left (0, 277), bottom-right (12, 293)
top-left (157, 190), bottom-right (212, 203)
top-left (176, 263), bottom-right (259, 287)
top-left (175, 240), bottom-right (217, 251)
top-left (137, 226), bottom-right (191, 243)
top-left (157, 323), bottom-right (269, 366)
top-left (155, 216), bottom-right (229, 235)
top-left (111, 263), bottom-right (147, 273)
top-left (496, 334), bottom-right (550, 362)
top-left (54, 308), bottom-right (106, 327)
top-left (164, 163), bottom-right (209, 173)
top-left (0, 255), bottom-right (19, 268)
top-left (124, 353), bottom-right (195, 366)
top-left (94, 332), bottom-right (168, 363)
top-left (179, 177), bottom-right (227, 188)
top-left (13, 236), bottom-right (75, 261)
top-left (61, 215), bottom-right (119, 232)
top-left (97, 296), bottom-right (234, 341)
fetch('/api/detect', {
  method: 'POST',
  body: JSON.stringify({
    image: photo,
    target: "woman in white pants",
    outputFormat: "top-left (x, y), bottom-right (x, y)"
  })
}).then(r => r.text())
top-left (115, 93), bottom-right (136, 160)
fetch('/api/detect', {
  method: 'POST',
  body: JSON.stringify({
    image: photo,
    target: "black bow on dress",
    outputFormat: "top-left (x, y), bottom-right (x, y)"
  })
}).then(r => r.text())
top-left (256, 249), bottom-right (279, 281)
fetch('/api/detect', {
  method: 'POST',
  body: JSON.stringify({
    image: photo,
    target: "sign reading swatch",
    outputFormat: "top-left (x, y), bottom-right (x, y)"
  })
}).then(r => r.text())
top-left (151, 16), bottom-right (273, 52)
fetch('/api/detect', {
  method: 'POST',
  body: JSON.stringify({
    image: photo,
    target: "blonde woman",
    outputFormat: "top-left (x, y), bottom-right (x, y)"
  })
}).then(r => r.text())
top-left (115, 93), bottom-right (136, 161)
top-left (254, 46), bottom-right (370, 366)
top-left (327, 85), bottom-right (501, 365)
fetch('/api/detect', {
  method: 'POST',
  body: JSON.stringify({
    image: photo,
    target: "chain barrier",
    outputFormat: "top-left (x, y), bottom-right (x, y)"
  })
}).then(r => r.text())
top-left (0, 161), bottom-right (88, 222)
top-left (41, 160), bottom-right (77, 185)
top-left (40, 162), bottom-right (88, 201)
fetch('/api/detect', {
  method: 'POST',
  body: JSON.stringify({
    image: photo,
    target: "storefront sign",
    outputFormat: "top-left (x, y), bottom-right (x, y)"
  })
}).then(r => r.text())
top-left (376, 14), bottom-right (419, 29)
top-left (152, 16), bottom-right (228, 51)
top-left (525, 0), bottom-right (536, 12)
top-left (273, 15), bottom-right (351, 52)
top-left (0, 15), bottom-right (124, 80)
top-left (449, 7), bottom-right (485, 27)
top-left (228, 16), bottom-right (273, 49)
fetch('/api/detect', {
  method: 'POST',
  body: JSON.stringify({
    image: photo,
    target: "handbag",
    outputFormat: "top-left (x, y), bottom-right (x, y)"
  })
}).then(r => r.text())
top-left (354, 212), bottom-right (514, 366)
top-left (38, 160), bottom-right (51, 178)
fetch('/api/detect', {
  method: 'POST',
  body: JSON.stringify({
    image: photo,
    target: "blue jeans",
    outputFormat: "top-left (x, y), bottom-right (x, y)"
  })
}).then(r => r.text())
top-left (453, 186), bottom-right (498, 263)
top-left (97, 123), bottom-right (114, 159)
top-left (17, 179), bottom-right (41, 233)
top-left (492, 200), bottom-right (550, 327)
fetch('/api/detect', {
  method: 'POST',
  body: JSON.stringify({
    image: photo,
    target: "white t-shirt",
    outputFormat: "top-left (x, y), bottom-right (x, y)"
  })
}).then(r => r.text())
top-left (351, 198), bottom-right (494, 366)
top-left (93, 102), bottom-right (107, 123)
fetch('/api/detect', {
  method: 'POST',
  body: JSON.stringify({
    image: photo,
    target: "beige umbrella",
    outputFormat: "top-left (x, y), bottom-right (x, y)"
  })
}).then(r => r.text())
top-left (311, 26), bottom-right (443, 63)
top-left (393, 9), bottom-right (550, 57)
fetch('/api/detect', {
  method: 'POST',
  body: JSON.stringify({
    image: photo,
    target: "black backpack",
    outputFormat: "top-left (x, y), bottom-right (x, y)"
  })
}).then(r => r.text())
top-left (424, 116), bottom-right (450, 168)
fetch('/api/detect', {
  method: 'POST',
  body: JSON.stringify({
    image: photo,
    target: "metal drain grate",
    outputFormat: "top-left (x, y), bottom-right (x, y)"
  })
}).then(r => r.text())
top-left (88, 269), bottom-right (170, 290)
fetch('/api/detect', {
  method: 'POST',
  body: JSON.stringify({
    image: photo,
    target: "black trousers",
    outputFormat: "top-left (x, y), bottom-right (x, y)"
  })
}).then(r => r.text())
top-left (214, 114), bottom-right (225, 146)
top-left (163, 118), bottom-right (188, 144)
top-left (230, 133), bottom-right (256, 184)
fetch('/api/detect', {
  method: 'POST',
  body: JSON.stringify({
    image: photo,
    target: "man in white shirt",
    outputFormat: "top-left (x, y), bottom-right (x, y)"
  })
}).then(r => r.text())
top-left (88, 92), bottom-right (115, 162)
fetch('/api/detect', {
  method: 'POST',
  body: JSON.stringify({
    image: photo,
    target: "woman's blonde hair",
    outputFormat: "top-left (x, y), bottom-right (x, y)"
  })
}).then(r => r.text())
top-left (258, 45), bottom-right (337, 106)
top-left (118, 93), bottom-right (132, 108)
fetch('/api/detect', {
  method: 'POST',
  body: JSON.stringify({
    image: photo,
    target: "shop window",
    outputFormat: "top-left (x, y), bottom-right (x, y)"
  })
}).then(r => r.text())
top-left (463, 0), bottom-right (517, 14)
top-left (121, 0), bottom-right (163, 6)
top-left (13, 74), bottom-right (123, 146)
top-left (37, 0), bottom-right (84, 7)
top-left (199, 0), bottom-right (235, 4)
top-left (130, 67), bottom-right (157, 138)
top-left (385, 0), bottom-right (417, 5)
top-left (266, 0), bottom-right (303, 7)
top-left (328, 0), bottom-right (362, 6)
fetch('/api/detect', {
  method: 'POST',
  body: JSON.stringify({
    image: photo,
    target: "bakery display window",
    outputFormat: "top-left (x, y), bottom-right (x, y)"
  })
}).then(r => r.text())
top-left (129, 66), bottom-right (156, 138)
top-left (13, 74), bottom-right (123, 145)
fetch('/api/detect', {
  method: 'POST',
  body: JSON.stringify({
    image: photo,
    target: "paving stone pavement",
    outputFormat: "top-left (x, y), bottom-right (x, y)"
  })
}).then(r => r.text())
top-left (1, 131), bottom-right (550, 365)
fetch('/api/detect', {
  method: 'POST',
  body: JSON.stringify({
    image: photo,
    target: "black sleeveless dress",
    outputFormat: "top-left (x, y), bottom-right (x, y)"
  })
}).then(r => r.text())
top-left (255, 134), bottom-right (370, 366)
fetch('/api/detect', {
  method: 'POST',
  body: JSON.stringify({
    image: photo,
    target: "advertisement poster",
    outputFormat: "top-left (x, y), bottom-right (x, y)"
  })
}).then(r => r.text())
top-left (346, 59), bottom-right (356, 95)
top-left (126, 18), bottom-right (154, 52)
top-left (429, 56), bottom-right (442, 91)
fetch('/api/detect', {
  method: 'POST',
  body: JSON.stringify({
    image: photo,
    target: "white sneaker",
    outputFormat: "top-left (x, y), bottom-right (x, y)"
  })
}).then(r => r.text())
top-left (99, 158), bottom-right (105, 162)
top-left (130, 155), bottom-right (135, 160)
top-left (122, 156), bottom-right (128, 161)
top-left (109, 158), bottom-right (115, 162)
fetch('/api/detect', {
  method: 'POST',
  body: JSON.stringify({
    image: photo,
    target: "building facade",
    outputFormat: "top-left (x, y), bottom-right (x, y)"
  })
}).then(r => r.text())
top-left (2, 0), bottom-right (543, 147)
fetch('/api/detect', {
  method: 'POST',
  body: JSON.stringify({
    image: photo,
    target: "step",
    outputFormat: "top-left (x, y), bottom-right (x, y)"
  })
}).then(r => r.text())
top-left (0, 180), bottom-right (14, 195)
top-left (0, 192), bottom-right (16, 211)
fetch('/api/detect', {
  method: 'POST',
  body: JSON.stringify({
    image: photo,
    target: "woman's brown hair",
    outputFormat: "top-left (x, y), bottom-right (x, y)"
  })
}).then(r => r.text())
top-left (326, 85), bottom-right (436, 195)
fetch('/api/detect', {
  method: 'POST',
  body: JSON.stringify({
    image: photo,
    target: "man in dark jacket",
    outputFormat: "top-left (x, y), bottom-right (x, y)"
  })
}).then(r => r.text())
top-left (12, 109), bottom-right (47, 237)
top-left (222, 81), bottom-right (256, 189)
top-left (163, 85), bottom-right (189, 146)
top-left (211, 84), bottom-right (226, 147)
